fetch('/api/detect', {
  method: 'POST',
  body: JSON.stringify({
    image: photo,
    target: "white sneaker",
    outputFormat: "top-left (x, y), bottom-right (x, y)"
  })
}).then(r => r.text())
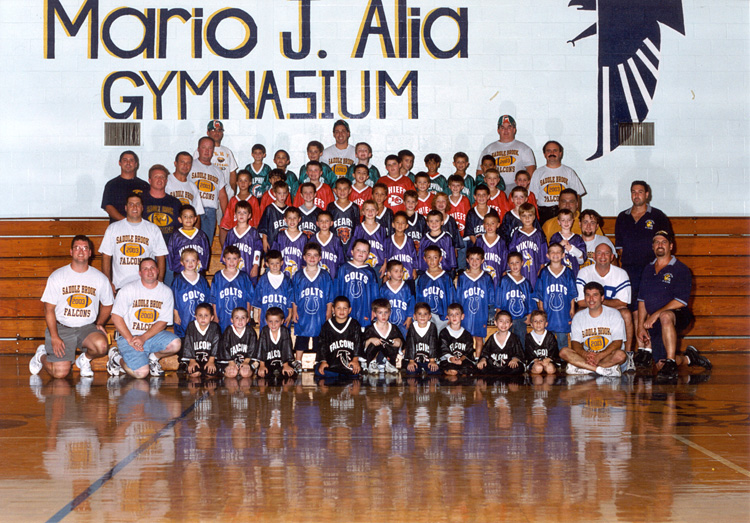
top-left (149, 355), bottom-right (165, 377)
top-left (596, 365), bottom-right (622, 377)
top-left (384, 361), bottom-right (398, 374)
top-left (368, 360), bottom-right (379, 374)
top-left (29, 345), bottom-right (46, 375)
top-left (76, 353), bottom-right (94, 378)
top-left (566, 364), bottom-right (593, 375)
top-left (107, 347), bottom-right (122, 376)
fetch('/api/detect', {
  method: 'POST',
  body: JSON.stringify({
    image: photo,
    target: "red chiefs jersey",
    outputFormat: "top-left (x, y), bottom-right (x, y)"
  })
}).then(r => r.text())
top-left (488, 190), bottom-right (508, 219)
top-left (381, 175), bottom-right (415, 212)
top-left (349, 185), bottom-right (372, 208)
top-left (259, 190), bottom-right (291, 221)
top-left (293, 182), bottom-right (334, 210)
top-left (416, 194), bottom-right (434, 216)
top-left (221, 194), bottom-right (262, 229)
top-left (448, 194), bottom-right (471, 234)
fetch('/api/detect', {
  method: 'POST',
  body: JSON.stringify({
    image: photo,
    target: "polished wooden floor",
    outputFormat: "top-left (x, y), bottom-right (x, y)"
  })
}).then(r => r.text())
top-left (2, 354), bottom-right (749, 522)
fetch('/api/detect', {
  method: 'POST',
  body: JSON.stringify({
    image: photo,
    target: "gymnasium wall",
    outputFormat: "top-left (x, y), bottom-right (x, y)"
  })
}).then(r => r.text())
top-left (0, 0), bottom-right (747, 218)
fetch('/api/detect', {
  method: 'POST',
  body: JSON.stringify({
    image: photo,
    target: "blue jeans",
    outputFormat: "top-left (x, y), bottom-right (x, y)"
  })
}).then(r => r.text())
top-left (511, 318), bottom-right (528, 349)
top-left (117, 330), bottom-right (179, 371)
top-left (200, 207), bottom-right (217, 244)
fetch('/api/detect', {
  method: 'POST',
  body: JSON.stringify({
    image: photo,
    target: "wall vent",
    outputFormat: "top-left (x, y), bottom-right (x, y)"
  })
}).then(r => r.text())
top-left (104, 122), bottom-right (141, 146)
top-left (618, 122), bottom-right (654, 146)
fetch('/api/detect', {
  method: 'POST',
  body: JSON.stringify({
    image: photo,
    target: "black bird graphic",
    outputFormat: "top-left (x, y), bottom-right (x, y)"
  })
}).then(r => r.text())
top-left (568, 0), bottom-right (685, 160)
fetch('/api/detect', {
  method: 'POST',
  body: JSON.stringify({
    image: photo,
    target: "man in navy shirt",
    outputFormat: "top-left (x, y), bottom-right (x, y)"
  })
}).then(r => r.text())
top-left (636, 230), bottom-right (711, 379)
top-left (101, 151), bottom-right (150, 222)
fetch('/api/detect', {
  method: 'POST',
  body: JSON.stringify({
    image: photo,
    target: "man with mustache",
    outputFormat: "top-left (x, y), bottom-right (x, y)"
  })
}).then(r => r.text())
top-left (529, 140), bottom-right (587, 224)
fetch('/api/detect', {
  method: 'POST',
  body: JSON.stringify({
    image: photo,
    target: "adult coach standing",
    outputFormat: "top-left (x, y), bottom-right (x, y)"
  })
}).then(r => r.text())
top-left (475, 115), bottom-right (536, 193)
top-left (30, 235), bottom-right (113, 379)
top-left (636, 231), bottom-right (711, 379)
top-left (321, 120), bottom-right (357, 180)
top-left (197, 120), bottom-right (239, 195)
top-left (101, 151), bottom-right (149, 223)
top-left (141, 164), bottom-right (182, 245)
top-left (107, 258), bottom-right (180, 379)
top-left (529, 141), bottom-right (587, 224)
top-left (190, 136), bottom-right (228, 243)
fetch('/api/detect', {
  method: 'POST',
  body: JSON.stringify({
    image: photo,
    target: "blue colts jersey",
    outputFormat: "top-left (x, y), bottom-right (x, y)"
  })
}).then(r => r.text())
top-left (209, 270), bottom-right (255, 331)
top-left (292, 268), bottom-right (334, 337)
top-left (379, 281), bottom-right (415, 336)
top-left (416, 271), bottom-right (456, 320)
top-left (335, 262), bottom-right (380, 327)
top-left (496, 274), bottom-right (535, 320)
top-left (534, 266), bottom-right (577, 333)
top-left (272, 230), bottom-right (308, 278)
top-left (251, 273), bottom-right (294, 330)
top-left (171, 273), bottom-right (211, 338)
top-left (457, 271), bottom-right (496, 338)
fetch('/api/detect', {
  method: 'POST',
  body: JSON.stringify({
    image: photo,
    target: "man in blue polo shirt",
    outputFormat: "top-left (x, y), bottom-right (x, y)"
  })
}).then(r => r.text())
top-left (636, 230), bottom-right (711, 379)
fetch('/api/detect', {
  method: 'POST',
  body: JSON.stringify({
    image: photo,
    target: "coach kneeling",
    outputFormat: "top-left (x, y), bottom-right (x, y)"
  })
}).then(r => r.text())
top-left (109, 258), bottom-right (180, 378)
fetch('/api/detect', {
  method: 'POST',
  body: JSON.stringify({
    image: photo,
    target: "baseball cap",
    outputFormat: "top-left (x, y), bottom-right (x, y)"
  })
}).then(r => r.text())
top-left (593, 236), bottom-right (618, 258)
top-left (652, 230), bottom-right (673, 243)
top-left (497, 115), bottom-right (516, 127)
top-left (207, 120), bottom-right (224, 131)
top-left (333, 119), bottom-right (350, 132)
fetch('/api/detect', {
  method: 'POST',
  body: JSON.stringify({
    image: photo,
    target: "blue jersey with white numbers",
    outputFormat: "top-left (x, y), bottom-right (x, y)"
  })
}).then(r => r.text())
top-left (298, 206), bottom-right (320, 239)
top-left (457, 271), bottom-right (496, 337)
top-left (405, 213), bottom-right (426, 253)
top-left (335, 262), bottom-right (380, 327)
top-left (272, 230), bottom-right (308, 278)
top-left (209, 270), bottom-right (255, 331)
top-left (534, 265), bottom-right (577, 333)
top-left (496, 274), bottom-right (535, 320)
top-left (171, 272), bottom-right (211, 338)
top-left (416, 271), bottom-right (456, 320)
top-left (379, 281), bottom-right (415, 336)
top-left (292, 268), bottom-right (334, 337)
top-left (251, 272), bottom-right (294, 330)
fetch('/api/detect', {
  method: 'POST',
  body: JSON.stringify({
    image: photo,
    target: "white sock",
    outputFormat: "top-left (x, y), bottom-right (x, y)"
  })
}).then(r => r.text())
top-left (638, 347), bottom-right (651, 352)
top-left (79, 354), bottom-right (90, 363)
top-left (148, 353), bottom-right (159, 362)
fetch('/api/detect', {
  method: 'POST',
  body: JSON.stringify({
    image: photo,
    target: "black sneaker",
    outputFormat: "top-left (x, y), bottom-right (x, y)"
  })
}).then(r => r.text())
top-left (685, 345), bottom-right (712, 370)
top-left (634, 349), bottom-right (653, 369)
top-left (657, 359), bottom-right (679, 380)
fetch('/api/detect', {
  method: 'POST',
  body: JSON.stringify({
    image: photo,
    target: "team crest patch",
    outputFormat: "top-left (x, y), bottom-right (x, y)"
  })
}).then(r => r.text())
top-left (285, 259), bottom-right (298, 277)
top-left (366, 252), bottom-right (378, 268)
top-left (216, 156), bottom-right (226, 164)
top-left (135, 308), bottom-right (158, 323)
top-left (66, 294), bottom-right (92, 309)
top-left (149, 212), bottom-right (171, 227)
top-left (338, 227), bottom-right (351, 245)
top-left (585, 335), bottom-right (608, 352)
top-left (196, 179), bottom-right (215, 193)
top-left (645, 220), bottom-right (655, 230)
top-left (120, 243), bottom-right (145, 257)
top-left (402, 267), bottom-right (410, 281)
top-left (321, 263), bottom-right (330, 273)
top-left (522, 251), bottom-right (533, 269)
top-left (483, 263), bottom-right (497, 280)
top-left (662, 273), bottom-right (673, 284)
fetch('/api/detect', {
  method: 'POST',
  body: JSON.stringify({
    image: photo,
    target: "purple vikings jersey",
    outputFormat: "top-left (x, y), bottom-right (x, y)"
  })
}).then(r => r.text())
top-left (379, 281), bottom-right (416, 336)
top-left (416, 271), bottom-right (456, 320)
top-left (508, 229), bottom-right (548, 288)
top-left (311, 233), bottom-right (346, 280)
top-left (405, 213), bottom-right (426, 252)
top-left (209, 270), bottom-right (255, 331)
top-left (171, 272), bottom-right (211, 338)
top-left (384, 236), bottom-right (418, 280)
top-left (167, 228), bottom-right (211, 273)
top-left (272, 230), bottom-right (308, 278)
top-left (223, 226), bottom-right (263, 281)
top-left (474, 234), bottom-right (509, 284)
top-left (335, 262), bottom-right (380, 327)
top-left (299, 205), bottom-right (321, 239)
top-left (457, 271), bottom-right (496, 337)
top-left (292, 268), bottom-right (334, 337)
top-left (417, 232), bottom-right (457, 272)
top-left (549, 232), bottom-right (587, 277)
top-left (258, 203), bottom-right (288, 248)
top-left (327, 201), bottom-right (360, 247)
top-left (534, 266), bottom-right (577, 333)
top-left (251, 272), bottom-right (294, 330)
top-left (348, 223), bottom-right (387, 269)
top-left (496, 275), bottom-right (535, 320)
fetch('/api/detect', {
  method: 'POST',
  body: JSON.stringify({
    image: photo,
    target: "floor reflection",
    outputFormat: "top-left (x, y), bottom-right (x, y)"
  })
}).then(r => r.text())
top-left (26, 368), bottom-right (750, 522)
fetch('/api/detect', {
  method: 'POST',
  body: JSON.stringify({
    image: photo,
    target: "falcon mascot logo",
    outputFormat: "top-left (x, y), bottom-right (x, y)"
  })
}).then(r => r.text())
top-left (568, 0), bottom-right (685, 160)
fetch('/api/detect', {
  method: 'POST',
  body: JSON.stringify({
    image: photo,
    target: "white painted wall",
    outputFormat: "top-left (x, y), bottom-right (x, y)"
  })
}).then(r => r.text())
top-left (0, 0), bottom-right (747, 218)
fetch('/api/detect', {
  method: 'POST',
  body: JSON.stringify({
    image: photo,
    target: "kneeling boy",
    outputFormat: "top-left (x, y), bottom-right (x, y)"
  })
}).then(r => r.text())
top-left (316, 296), bottom-right (363, 378)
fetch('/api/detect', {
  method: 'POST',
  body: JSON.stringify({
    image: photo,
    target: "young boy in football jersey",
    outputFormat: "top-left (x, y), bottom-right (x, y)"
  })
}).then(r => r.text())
top-left (404, 302), bottom-right (440, 375)
top-left (524, 310), bottom-right (562, 375)
top-left (508, 203), bottom-right (548, 288)
top-left (403, 191), bottom-right (426, 252)
top-left (534, 243), bottom-right (577, 353)
top-left (433, 193), bottom-right (464, 269)
top-left (251, 250), bottom-right (293, 330)
top-left (447, 175), bottom-right (471, 270)
top-left (259, 169), bottom-right (292, 216)
top-left (349, 199), bottom-right (386, 273)
top-left (272, 206), bottom-right (307, 277)
top-left (451, 152), bottom-right (475, 204)
top-left (294, 161), bottom-right (334, 210)
top-left (496, 251), bottom-right (535, 349)
top-left (182, 302), bottom-right (221, 378)
top-left (500, 186), bottom-right (542, 244)
top-left (172, 248), bottom-right (211, 340)
top-left (483, 168), bottom-right (508, 217)
top-left (217, 307), bottom-right (257, 378)
top-left (296, 182), bottom-right (321, 238)
top-left (311, 211), bottom-right (346, 279)
top-left (476, 310), bottom-right (524, 375)
top-left (254, 307), bottom-right (296, 378)
top-left (424, 153), bottom-right (448, 195)
top-left (220, 170), bottom-right (261, 244)
top-left (168, 205), bottom-right (211, 277)
top-left (349, 164), bottom-right (373, 206)
top-left (416, 245), bottom-right (456, 332)
top-left (384, 211), bottom-right (418, 281)
top-left (438, 303), bottom-right (476, 375)
top-left (223, 200), bottom-right (262, 282)
top-left (273, 149), bottom-right (299, 197)
top-left (327, 177), bottom-right (360, 249)
top-left (299, 140), bottom-right (336, 187)
top-left (210, 245), bottom-right (254, 331)
top-left (316, 296), bottom-right (363, 379)
top-left (336, 239), bottom-right (380, 328)
top-left (474, 210), bottom-right (508, 285)
top-left (372, 183), bottom-right (393, 234)
top-left (244, 143), bottom-right (272, 198)
top-left (479, 155), bottom-right (500, 189)
top-left (399, 149), bottom-right (416, 182)
top-left (465, 184), bottom-right (491, 244)
top-left (549, 208), bottom-right (586, 276)
top-left (292, 242), bottom-right (334, 364)
top-left (363, 299), bottom-right (405, 374)
top-left (414, 172), bottom-right (434, 215)
top-left (417, 210), bottom-right (457, 275)
top-left (379, 259), bottom-right (415, 336)
top-left (457, 247), bottom-right (496, 356)
top-left (513, 170), bottom-right (538, 214)
top-left (258, 181), bottom-right (290, 251)
top-left (347, 142), bottom-right (380, 186)
top-left (380, 154), bottom-right (415, 212)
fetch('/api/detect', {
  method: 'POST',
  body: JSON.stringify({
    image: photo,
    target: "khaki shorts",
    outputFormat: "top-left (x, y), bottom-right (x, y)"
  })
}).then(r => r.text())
top-left (45, 323), bottom-right (101, 362)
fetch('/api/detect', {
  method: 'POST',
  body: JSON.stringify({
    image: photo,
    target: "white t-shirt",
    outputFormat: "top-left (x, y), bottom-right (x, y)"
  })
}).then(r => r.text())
top-left (576, 264), bottom-right (631, 304)
top-left (570, 305), bottom-right (626, 352)
top-left (194, 145), bottom-right (238, 197)
top-left (165, 175), bottom-right (205, 215)
top-left (99, 219), bottom-right (169, 289)
top-left (476, 139), bottom-right (536, 192)
top-left (41, 264), bottom-right (115, 328)
top-left (529, 164), bottom-right (586, 207)
top-left (188, 161), bottom-right (226, 210)
top-left (112, 279), bottom-right (174, 336)
top-left (321, 144), bottom-right (357, 179)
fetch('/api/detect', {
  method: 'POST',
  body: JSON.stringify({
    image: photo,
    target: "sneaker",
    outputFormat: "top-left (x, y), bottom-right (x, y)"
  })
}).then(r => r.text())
top-left (106, 347), bottom-right (122, 376)
top-left (76, 353), bottom-right (94, 378)
top-left (368, 360), bottom-right (379, 375)
top-left (685, 345), bottom-right (712, 370)
top-left (76, 376), bottom-right (93, 397)
top-left (292, 360), bottom-right (303, 373)
top-left (149, 355), bottom-right (165, 377)
top-left (621, 351), bottom-right (636, 373)
top-left (566, 364), bottom-right (593, 375)
top-left (634, 349), bottom-right (653, 369)
top-left (657, 359), bottom-right (679, 380)
top-left (596, 365), bottom-right (622, 377)
top-left (29, 344), bottom-right (46, 375)
top-left (384, 361), bottom-right (398, 374)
